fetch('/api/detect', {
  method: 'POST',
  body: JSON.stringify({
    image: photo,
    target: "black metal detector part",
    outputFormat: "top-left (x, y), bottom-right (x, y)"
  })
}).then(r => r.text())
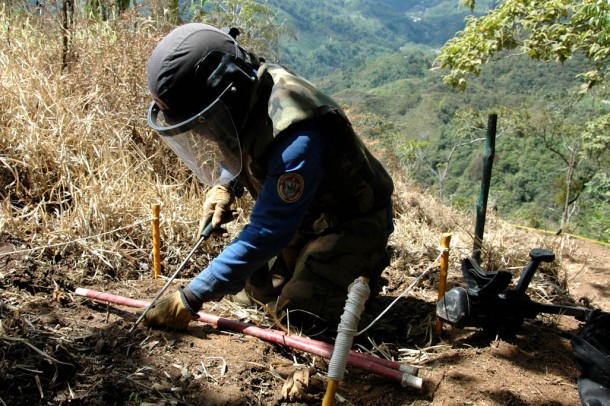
top-left (437, 248), bottom-right (594, 334)
top-left (129, 222), bottom-right (215, 332)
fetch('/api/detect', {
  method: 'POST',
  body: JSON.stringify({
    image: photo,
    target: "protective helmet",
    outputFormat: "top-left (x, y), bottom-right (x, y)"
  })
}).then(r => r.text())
top-left (147, 23), bottom-right (260, 186)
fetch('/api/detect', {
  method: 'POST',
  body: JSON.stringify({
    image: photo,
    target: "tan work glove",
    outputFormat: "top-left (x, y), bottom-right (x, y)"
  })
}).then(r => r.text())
top-left (203, 185), bottom-right (236, 228)
top-left (142, 290), bottom-right (198, 330)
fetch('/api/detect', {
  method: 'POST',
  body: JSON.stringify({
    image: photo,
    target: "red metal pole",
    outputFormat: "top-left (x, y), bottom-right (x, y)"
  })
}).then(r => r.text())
top-left (74, 288), bottom-right (422, 389)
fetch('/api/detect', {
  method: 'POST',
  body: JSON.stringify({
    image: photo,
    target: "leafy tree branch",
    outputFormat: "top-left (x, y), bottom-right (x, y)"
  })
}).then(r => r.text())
top-left (439, 0), bottom-right (610, 91)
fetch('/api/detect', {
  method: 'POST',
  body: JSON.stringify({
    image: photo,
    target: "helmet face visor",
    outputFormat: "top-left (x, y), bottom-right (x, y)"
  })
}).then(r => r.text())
top-left (148, 92), bottom-right (242, 187)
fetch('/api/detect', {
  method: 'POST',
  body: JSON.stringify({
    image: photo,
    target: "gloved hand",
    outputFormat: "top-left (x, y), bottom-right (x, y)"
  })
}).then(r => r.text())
top-left (142, 289), bottom-right (199, 330)
top-left (202, 185), bottom-right (236, 229)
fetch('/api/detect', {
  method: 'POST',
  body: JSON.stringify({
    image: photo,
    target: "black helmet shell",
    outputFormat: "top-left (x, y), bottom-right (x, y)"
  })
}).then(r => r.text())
top-left (147, 23), bottom-right (259, 123)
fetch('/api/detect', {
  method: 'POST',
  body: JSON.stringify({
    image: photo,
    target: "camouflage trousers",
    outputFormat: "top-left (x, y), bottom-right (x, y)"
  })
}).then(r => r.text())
top-left (234, 207), bottom-right (391, 328)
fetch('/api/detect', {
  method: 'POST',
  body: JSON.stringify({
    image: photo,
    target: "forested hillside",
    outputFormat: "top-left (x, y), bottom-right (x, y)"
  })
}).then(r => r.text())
top-left (266, 0), bottom-right (481, 80)
top-left (264, 0), bottom-right (609, 242)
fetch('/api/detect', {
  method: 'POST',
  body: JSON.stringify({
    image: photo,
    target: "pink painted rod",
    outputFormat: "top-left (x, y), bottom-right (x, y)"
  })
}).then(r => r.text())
top-left (72, 288), bottom-right (415, 374)
top-left (74, 288), bottom-right (422, 389)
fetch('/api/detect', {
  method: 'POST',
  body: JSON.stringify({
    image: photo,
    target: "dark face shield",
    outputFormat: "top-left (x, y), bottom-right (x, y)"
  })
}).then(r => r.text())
top-left (148, 91), bottom-right (242, 187)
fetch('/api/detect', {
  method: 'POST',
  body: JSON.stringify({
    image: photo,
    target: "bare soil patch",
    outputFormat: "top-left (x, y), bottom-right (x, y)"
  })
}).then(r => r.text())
top-left (1, 232), bottom-right (608, 405)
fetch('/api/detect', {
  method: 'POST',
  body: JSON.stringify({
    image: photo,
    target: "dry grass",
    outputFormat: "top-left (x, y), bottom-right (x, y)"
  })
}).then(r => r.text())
top-left (390, 171), bottom-right (532, 279)
top-left (0, 9), bottom-right (208, 275)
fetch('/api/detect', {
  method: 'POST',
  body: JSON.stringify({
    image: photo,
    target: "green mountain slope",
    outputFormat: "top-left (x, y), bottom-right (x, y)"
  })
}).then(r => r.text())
top-left (260, 0), bottom-right (609, 240)
top-left (265, 0), bottom-right (482, 80)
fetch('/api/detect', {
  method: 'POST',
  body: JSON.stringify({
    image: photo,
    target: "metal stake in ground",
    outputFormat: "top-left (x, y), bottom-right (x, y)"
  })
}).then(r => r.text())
top-left (129, 222), bottom-right (215, 333)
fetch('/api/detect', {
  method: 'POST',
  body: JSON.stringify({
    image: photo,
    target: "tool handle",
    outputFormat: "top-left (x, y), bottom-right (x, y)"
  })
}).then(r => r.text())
top-left (514, 248), bottom-right (555, 296)
top-left (199, 221), bottom-right (214, 240)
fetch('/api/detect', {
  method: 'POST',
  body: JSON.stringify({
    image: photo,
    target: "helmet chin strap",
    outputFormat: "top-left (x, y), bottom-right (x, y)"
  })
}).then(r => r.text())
top-left (236, 63), bottom-right (270, 135)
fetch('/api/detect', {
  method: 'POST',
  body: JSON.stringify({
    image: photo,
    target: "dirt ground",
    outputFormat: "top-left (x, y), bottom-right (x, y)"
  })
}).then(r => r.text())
top-left (0, 231), bottom-right (608, 406)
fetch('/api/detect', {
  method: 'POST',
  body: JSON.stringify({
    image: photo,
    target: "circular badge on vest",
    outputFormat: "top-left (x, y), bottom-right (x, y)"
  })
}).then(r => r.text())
top-left (277, 173), bottom-right (304, 203)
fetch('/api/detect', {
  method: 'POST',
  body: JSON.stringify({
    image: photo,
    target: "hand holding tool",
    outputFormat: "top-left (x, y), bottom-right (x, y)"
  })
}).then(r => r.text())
top-left (129, 222), bottom-right (215, 332)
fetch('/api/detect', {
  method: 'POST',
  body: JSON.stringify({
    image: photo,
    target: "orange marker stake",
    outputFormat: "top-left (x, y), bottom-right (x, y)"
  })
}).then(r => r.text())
top-left (436, 233), bottom-right (452, 338)
top-left (152, 204), bottom-right (161, 279)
